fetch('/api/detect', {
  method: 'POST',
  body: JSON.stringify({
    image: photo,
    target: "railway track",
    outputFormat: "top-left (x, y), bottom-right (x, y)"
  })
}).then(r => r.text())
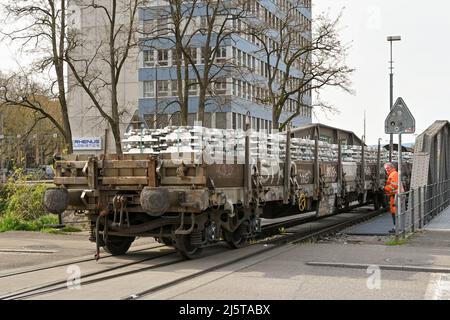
top-left (0, 243), bottom-right (166, 279)
top-left (0, 206), bottom-right (383, 300)
top-left (261, 202), bottom-right (378, 235)
top-left (124, 206), bottom-right (384, 300)
top-left (0, 245), bottom-right (177, 300)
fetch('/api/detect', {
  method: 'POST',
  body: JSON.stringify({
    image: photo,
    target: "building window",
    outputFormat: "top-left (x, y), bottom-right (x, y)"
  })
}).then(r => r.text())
top-left (143, 50), bottom-right (155, 67)
top-left (157, 18), bottom-right (170, 36)
top-left (143, 20), bottom-right (155, 35)
top-left (171, 113), bottom-right (181, 126)
top-left (214, 79), bottom-right (227, 95)
top-left (157, 80), bottom-right (169, 97)
top-left (156, 114), bottom-right (169, 128)
top-left (201, 47), bottom-right (211, 64)
top-left (215, 112), bottom-right (227, 129)
top-left (216, 46), bottom-right (227, 64)
top-left (186, 47), bottom-right (198, 64)
top-left (158, 49), bottom-right (169, 66)
top-left (171, 80), bottom-right (178, 96)
top-left (200, 16), bottom-right (208, 29)
top-left (143, 81), bottom-right (154, 98)
top-left (187, 79), bottom-right (198, 96)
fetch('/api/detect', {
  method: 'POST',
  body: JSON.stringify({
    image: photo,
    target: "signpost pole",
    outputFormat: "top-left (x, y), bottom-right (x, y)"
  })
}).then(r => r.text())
top-left (385, 97), bottom-right (415, 240)
top-left (397, 133), bottom-right (402, 239)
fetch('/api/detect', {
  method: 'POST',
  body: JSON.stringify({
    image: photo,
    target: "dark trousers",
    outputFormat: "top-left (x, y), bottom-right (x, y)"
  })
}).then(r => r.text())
top-left (391, 214), bottom-right (396, 226)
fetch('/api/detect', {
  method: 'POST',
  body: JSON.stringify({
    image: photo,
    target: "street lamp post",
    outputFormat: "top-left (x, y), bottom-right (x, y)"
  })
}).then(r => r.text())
top-left (154, 60), bottom-right (159, 129)
top-left (387, 35), bottom-right (401, 162)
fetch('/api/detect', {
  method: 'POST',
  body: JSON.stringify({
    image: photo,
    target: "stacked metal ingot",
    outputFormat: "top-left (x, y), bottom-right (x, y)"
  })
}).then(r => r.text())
top-left (122, 129), bottom-right (159, 154)
top-left (123, 126), bottom-right (415, 165)
top-left (291, 138), bottom-right (315, 161)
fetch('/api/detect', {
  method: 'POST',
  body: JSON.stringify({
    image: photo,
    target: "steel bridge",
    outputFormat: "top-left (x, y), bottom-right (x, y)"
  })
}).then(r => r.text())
top-left (398, 120), bottom-right (450, 236)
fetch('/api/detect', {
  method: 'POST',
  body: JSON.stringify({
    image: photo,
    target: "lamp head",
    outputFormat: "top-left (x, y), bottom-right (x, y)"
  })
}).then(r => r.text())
top-left (387, 36), bottom-right (401, 42)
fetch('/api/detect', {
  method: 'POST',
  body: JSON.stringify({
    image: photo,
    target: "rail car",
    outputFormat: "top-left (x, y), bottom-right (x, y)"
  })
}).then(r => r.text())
top-left (44, 123), bottom-right (412, 259)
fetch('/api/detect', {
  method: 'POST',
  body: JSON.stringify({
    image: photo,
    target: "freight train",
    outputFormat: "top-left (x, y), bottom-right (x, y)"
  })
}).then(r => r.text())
top-left (44, 123), bottom-right (412, 259)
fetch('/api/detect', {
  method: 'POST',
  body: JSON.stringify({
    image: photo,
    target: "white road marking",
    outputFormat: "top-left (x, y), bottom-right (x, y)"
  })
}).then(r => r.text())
top-left (425, 273), bottom-right (450, 300)
top-left (0, 249), bottom-right (57, 254)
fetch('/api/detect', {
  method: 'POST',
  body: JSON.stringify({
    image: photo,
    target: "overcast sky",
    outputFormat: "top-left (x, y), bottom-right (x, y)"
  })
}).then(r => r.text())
top-left (1, 0), bottom-right (449, 145)
top-left (313, 0), bottom-right (450, 145)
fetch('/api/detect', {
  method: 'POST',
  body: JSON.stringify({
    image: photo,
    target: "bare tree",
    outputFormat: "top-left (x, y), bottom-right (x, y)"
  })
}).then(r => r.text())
top-left (140, 0), bottom-right (250, 125)
top-left (1, 0), bottom-right (74, 152)
top-left (247, 4), bottom-right (354, 130)
top-left (0, 72), bottom-right (67, 146)
top-left (0, 72), bottom-right (66, 167)
top-left (65, 0), bottom-right (141, 155)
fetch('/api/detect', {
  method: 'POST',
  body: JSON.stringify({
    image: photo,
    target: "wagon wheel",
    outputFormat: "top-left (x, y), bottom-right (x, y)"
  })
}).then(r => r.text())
top-left (358, 194), bottom-right (365, 205)
top-left (160, 237), bottom-right (174, 246)
top-left (344, 199), bottom-right (350, 210)
top-left (155, 236), bottom-right (174, 246)
top-left (223, 221), bottom-right (249, 249)
top-left (373, 192), bottom-right (385, 211)
top-left (373, 195), bottom-right (381, 211)
top-left (174, 234), bottom-right (202, 260)
top-left (103, 235), bottom-right (135, 256)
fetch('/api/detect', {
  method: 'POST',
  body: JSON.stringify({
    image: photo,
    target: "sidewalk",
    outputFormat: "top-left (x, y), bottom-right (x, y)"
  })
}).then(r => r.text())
top-left (341, 212), bottom-right (394, 236)
top-left (425, 206), bottom-right (450, 231)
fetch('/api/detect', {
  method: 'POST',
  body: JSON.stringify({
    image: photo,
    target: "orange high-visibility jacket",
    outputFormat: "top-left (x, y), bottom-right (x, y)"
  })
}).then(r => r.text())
top-left (384, 170), bottom-right (399, 196)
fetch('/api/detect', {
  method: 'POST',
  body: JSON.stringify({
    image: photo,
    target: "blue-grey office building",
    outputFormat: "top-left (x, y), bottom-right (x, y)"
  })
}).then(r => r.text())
top-left (137, 0), bottom-right (313, 131)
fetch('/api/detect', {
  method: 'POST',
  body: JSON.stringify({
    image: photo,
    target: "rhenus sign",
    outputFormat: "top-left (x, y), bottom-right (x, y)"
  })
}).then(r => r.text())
top-left (73, 137), bottom-right (102, 151)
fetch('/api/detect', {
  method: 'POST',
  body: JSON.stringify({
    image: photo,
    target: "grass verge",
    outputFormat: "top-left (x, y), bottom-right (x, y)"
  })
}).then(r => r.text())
top-left (385, 234), bottom-right (412, 246)
top-left (0, 214), bottom-right (81, 234)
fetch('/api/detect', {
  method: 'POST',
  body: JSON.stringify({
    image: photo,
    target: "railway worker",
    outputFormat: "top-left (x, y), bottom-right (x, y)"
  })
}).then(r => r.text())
top-left (384, 162), bottom-right (403, 232)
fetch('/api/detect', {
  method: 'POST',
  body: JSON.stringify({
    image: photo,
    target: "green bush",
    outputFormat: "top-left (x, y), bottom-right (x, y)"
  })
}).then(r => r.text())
top-left (0, 184), bottom-right (9, 213)
top-left (4, 183), bottom-right (49, 220)
top-left (0, 168), bottom-right (56, 232)
top-left (0, 213), bottom-right (59, 232)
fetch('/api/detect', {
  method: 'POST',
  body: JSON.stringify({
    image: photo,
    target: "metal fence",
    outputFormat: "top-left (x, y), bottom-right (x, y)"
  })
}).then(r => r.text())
top-left (396, 179), bottom-right (450, 239)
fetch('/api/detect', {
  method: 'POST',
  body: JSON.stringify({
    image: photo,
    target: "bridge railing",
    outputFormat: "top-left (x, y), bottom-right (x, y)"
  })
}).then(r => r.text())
top-left (396, 179), bottom-right (450, 239)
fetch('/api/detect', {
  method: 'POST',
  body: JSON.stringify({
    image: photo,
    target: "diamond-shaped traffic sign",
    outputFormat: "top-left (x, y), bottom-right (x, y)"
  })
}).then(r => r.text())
top-left (385, 97), bottom-right (416, 134)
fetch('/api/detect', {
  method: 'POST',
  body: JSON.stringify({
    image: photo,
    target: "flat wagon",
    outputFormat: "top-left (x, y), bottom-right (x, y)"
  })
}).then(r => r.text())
top-left (44, 124), bottom-right (412, 258)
